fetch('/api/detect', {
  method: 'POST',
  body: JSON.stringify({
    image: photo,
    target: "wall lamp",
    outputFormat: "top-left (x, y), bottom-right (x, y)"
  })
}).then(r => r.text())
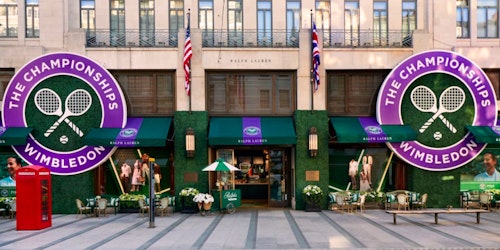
top-left (186, 127), bottom-right (195, 158)
top-left (309, 127), bottom-right (318, 157)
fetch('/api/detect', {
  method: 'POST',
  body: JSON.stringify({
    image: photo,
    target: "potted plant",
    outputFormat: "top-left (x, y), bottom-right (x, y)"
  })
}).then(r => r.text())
top-left (302, 184), bottom-right (323, 212)
top-left (179, 187), bottom-right (199, 213)
top-left (193, 193), bottom-right (215, 215)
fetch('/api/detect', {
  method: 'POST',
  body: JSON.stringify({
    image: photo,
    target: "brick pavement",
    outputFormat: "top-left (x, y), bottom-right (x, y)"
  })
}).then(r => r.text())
top-left (0, 208), bottom-right (499, 250)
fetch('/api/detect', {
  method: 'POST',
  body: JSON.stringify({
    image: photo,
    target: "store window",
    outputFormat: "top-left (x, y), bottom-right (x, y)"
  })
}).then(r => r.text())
top-left (110, 0), bottom-right (125, 46)
top-left (207, 72), bottom-right (296, 116)
top-left (25, 0), bottom-right (39, 38)
top-left (477, 0), bottom-right (498, 38)
top-left (199, 0), bottom-right (214, 46)
top-left (327, 70), bottom-right (390, 116)
top-left (286, 0), bottom-right (300, 46)
top-left (315, 0), bottom-right (330, 46)
top-left (0, 0), bottom-right (18, 37)
top-left (111, 71), bottom-right (175, 116)
top-left (456, 0), bottom-right (470, 38)
top-left (373, 1), bottom-right (388, 46)
top-left (140, 0), bottom-right (155, 46)
top-left (228, 0), bottom-right (243, 46)
top-left (257, 0), bottom-right (272, 46)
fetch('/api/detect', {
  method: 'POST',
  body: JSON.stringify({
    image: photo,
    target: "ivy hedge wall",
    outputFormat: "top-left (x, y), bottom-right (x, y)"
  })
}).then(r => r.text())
top-left (294, 110), bottom-right (329, 210)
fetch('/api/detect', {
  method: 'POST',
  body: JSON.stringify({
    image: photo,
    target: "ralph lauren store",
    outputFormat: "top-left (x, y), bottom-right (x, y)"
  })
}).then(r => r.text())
top-left (2, 50), bottom-right (500, 213)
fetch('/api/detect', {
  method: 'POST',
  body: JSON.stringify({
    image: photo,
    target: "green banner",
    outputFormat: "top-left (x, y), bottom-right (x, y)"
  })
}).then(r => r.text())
top-left (460, 181), bottom-right (500, 191)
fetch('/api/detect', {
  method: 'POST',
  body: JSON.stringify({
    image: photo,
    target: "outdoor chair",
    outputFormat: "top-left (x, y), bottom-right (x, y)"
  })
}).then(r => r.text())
top-left (107, 197), bottom-right (120, 215)
top-left (95, 198), bottom-right (108, 217)
top-left (138, 198), bottom-right (149, 217)
top-left (76, 198), bottom-right (92, 218)
top-left (351, 194), bottom-right (366, 213)
top-left (479, 193), bottom-right (492, 211)
top-left (8, 200), bottom-right (16, 219)
top-left (412, 193), bottom-right (428, 210)
top-left (157, 198), bottom-right (170, 217)
top-left (396, 194), bottom-right (409, 211)
top-left (334, 193), bottom-right (350, 213)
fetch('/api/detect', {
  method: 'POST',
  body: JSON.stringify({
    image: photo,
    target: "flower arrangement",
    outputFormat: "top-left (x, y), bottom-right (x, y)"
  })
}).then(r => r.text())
top-left (179, 187), bottom-right (200, 197)
top-left (118, 193), bottom-right (146, 208)
top-left (179, 187), bottom-right (199, 206)
top-left (302, 184), bottom-right (323, 207)
top-left (193, 193), bottom-right (214, 204)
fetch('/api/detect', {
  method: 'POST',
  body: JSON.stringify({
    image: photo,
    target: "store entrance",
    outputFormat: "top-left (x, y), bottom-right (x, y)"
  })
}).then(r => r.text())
top-left (216, 148), bottom-right (291, 208)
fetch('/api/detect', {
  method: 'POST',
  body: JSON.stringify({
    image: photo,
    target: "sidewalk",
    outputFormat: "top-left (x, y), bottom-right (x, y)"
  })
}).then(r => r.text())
top-left (0, 208), bottom-right (499, 250)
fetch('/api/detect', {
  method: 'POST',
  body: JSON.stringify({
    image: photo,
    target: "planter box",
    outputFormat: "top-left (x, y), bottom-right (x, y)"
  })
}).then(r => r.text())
top-left (181, 198), bottom-right (198, 214)
top-left (305, 203), bottom-right (321, 212)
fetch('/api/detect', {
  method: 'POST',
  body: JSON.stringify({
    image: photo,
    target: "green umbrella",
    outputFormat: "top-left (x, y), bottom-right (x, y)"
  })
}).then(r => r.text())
top-left (202, 159), bottom-right (240, 172)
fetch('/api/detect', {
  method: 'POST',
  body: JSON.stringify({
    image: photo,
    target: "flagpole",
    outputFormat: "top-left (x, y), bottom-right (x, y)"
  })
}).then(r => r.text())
top-left (310, 10), bottom-right (314, 111)
top-left (187, 10), bottom-right (192, 113)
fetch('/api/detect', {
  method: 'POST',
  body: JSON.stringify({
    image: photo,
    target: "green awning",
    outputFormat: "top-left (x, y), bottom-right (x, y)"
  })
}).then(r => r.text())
top-left (84, 117), bottom-right (172, 147)
top-left (208, 117), bottom-right (296, 146)
top-left (465, 125), bottom-right (500, 143)
top-left (330, 117), bottom-right (417, 143)
top-left (0, 127), bottom-right (33, 145)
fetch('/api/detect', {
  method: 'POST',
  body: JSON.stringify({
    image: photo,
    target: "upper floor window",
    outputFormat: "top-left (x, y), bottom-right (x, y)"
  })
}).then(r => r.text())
top-left (227, 0), bottom-right (242, 45)
top-left (286, 0), bottom-right (300, 46)
top-left (477, 0), bottom-right (498, 38)
top-left (110, 0), bottom-right (125, 46)
top-left (199, 0), bottom-right (214, 46)
top-left (207, 72), bottom-right (296, 116)
top-left (402, 0), bottom-right (416, 34)
top-left (456, 0), bottom-right (470, 38)
top-left (315, 0), bottom-right (330, 31)
top-left (0, 0), bottom-right (18, 37)
top-left (25, 0), bottom-right (39, 38)
top-left (112, 71), bottom-right (175, 116)
top-left (80, 0), bottom-right (95, 30)
top-left (257, 0), bottom-right (272, 46)
top-left (169, 0), bottom-right (184, 42)
top-left (328, 70), bottom-right (389, 116)
top-left (373, 1), bottom-right (388, 46)
top-left (344, 1), bottom-right (359, 46)
top-left (140, 0), bottom-right (155, 46)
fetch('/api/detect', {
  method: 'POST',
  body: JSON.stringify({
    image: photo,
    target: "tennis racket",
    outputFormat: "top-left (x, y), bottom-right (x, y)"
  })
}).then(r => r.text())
top-left (43, 89), bottom-right (92, 137)
top-left (418, 86), bottom-right (465, 134)
top-left (35, 88), bottom-right (86, 137)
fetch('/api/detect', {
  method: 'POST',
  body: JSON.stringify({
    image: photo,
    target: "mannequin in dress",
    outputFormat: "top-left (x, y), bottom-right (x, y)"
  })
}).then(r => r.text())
top-left (348, 159), bottom-right (358, 190)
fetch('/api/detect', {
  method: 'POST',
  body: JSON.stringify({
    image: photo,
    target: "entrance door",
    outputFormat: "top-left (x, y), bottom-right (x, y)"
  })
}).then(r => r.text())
top-left (268, 149), bottom-right (291, 207)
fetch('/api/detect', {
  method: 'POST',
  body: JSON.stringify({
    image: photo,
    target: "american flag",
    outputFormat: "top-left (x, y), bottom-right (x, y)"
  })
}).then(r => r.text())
top-left (312, 21), bottom-right (320, 92)
top-left (183, 16), bottom-right (192, 96)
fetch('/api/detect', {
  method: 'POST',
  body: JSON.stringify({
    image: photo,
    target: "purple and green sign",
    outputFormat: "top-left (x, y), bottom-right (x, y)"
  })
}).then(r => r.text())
top-left (2, 53), bottom-right (127, 175)
top-left (377, 50), bottom-right (497, 171)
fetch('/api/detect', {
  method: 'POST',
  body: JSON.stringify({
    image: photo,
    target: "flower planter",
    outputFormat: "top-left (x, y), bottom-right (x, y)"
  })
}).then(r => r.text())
top-left (305, 203), bottom-right (321, 212)
top-left (181, 198), bottom-right (198, 213)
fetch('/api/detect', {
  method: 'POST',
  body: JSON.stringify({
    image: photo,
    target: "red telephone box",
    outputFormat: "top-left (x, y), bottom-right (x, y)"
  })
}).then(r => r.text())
top-left (16, 166), bottom-right (52, 230)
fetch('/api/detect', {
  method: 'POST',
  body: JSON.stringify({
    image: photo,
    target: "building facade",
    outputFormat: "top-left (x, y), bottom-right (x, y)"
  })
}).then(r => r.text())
top-left (1, 0), bottom-right (499, 213)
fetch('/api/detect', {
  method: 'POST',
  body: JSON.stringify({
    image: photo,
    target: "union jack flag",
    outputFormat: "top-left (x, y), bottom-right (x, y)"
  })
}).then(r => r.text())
top-left (312, 22), bottom-right (320, 92)
top-left (183, 16), bottom-right (192, 96)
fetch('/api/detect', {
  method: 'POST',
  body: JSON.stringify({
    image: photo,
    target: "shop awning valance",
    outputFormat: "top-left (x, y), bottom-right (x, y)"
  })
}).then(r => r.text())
top-left (0, 127), bottom-right (33, 145)
top-left (84, 117), bottom-right (172, 147)
top-left (465, 125), bottom-right (500, 144)
top-left (330, 117), bottom-right (417, 143)
top-left (208, 117), bottom-right (296, 146)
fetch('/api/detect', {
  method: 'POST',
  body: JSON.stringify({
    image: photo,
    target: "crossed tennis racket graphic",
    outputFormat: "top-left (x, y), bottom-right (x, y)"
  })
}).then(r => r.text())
top-left (34, 88), bottom-right (92, 137)
top-left (410, 86), bottom-right (465, 134)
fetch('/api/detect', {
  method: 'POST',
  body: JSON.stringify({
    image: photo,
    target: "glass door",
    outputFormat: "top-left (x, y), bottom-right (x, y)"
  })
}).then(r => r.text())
top-left (268, 149), bottom-right (291, 207)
